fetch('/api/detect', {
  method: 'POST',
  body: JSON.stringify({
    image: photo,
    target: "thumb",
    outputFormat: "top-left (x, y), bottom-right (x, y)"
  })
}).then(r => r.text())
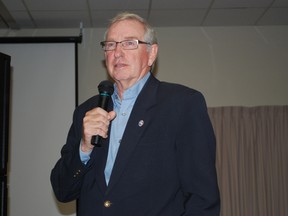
top-left (108, 111), bottom-right (117, 121)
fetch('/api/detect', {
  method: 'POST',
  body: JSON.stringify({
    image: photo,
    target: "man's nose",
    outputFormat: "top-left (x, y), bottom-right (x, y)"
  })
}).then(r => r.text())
top-left (114, 43), bottom-right (123, 57)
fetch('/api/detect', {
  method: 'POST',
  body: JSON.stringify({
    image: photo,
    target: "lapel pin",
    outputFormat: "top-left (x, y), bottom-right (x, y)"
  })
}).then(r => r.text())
top-left (138, 120), bottom-right (144, 127)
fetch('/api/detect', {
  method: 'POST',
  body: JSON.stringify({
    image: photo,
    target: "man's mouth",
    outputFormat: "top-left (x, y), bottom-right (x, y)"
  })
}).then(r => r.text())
top-left (114, 63), bottom-right (127, 69)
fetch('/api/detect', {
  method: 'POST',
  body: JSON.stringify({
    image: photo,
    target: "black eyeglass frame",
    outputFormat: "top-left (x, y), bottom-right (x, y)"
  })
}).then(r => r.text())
top-left (100, 39), bottom-right (151, 51)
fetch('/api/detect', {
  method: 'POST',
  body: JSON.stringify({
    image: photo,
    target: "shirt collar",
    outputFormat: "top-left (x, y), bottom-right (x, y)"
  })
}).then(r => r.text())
top-left (112, 72), bottom-right (151, 102)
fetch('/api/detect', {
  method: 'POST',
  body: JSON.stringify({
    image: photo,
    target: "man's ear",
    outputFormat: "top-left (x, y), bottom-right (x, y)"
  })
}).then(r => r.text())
top-left (148, 44), bottom-right (158, 67)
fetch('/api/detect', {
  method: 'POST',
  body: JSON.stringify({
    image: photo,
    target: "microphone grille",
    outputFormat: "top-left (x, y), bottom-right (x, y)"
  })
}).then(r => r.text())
top-left (98, 80), bottom-right (114, 95)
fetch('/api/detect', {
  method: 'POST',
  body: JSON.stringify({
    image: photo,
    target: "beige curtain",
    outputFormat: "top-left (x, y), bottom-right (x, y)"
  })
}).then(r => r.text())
top-left (208, 106), bottom-right (288, 216)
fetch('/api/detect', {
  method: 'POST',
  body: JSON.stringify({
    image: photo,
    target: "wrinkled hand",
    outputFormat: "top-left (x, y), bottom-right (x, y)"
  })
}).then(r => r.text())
top-left (81, 107), bottom-right (116, 152)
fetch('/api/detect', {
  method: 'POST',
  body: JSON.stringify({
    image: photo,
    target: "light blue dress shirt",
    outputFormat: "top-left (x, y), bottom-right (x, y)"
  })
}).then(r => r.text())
top-left (80, 72), bottom-right (150, 185)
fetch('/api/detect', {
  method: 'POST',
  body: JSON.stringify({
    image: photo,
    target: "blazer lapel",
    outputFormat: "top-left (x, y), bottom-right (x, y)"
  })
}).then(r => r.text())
top-left (88, 101), bottom-right (114, 195)
top-left (88, 137), bottom-right (109, 195)
top-left (105, 75), bottom-right (159, 193)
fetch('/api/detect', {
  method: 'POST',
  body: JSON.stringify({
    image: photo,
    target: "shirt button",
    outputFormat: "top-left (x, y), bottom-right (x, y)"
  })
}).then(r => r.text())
top-left (104, 200), bottom-right (112, 208)
top-left (121, 112), bottom-right (126, 116)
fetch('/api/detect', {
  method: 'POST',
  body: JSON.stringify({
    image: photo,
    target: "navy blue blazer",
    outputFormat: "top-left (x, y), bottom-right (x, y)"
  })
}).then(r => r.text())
top-left (51, 75), bottom-right (220, 216)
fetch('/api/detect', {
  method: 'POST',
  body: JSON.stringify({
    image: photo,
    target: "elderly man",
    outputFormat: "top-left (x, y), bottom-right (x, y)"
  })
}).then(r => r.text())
top-left (51, 12), bottom-right (220, 216)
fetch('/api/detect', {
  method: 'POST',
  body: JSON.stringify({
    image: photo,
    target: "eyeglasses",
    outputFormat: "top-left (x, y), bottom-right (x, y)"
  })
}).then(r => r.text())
top-left (100, 39), bottom-right (151, 51)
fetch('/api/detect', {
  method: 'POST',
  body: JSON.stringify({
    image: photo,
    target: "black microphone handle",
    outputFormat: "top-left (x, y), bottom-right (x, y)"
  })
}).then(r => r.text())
top-left (91, 95), bottom-right (110, 147)
top-left (91, 135), bottom-right (101, 147)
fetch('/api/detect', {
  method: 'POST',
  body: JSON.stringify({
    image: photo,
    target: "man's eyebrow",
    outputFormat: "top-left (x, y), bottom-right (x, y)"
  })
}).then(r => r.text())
top-left (124, 36), bottom-right (138, 40)
top-left (106, 36), bottom-right (138, 41)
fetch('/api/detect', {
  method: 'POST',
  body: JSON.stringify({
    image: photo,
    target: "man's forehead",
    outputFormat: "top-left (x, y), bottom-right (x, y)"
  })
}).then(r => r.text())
top-left (107, 20), bottom-right (145, 38)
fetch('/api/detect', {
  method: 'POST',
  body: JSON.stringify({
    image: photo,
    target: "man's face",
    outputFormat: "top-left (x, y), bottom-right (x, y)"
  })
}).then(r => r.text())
top-left (104, 19), bottom-right (157, 89)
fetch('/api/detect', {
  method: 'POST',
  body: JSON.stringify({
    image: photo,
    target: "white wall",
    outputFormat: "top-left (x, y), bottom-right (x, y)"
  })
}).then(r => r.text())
top-left (1, 25), bottom-right (288, 216)
top-left (76, 26), bottom-right (288, 107)
top-left (2, 26), bottom-right (288, 107)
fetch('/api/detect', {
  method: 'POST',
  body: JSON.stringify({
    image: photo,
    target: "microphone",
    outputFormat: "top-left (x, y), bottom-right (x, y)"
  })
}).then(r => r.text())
top-left (91, 80), bottom-right (114, 147)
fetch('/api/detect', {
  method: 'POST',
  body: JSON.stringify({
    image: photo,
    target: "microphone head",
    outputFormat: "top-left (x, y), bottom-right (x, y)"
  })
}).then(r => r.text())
top-left (98, 80), bottom-right (114, 96)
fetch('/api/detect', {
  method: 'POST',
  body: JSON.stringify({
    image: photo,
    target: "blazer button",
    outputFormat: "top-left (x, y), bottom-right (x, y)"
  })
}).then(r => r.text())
top-left (104, 200), bottom-right (112, 208)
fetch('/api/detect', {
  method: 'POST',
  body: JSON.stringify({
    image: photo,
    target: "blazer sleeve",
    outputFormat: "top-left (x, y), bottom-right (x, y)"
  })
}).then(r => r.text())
top-left (176, 90), bottom-right (220, 215)
top-left (50, 104), bottom-right (92, 202)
